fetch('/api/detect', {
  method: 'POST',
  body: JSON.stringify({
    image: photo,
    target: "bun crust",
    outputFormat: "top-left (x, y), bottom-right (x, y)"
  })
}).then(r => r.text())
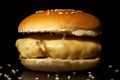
top-left (18, 9), bottom-right (101, 36)
top-left (20, 56), bottom-right (100, 72)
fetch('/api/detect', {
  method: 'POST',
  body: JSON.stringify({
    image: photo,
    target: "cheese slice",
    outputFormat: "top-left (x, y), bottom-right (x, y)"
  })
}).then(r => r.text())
top-left (16, 38), bottom-right (101, 59)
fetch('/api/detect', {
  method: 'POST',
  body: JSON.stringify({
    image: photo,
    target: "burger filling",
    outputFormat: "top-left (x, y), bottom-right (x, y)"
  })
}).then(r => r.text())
top-left (15, 34), bottom-right (101, 60)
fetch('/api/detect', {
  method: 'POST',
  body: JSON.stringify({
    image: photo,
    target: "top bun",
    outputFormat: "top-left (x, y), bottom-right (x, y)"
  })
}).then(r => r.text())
top-left (18, 9), bottom-right (101, 36)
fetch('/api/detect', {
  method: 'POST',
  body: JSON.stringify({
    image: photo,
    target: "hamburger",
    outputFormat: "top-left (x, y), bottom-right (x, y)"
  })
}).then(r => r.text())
top-left (15, 9), bottom-right (102, 72)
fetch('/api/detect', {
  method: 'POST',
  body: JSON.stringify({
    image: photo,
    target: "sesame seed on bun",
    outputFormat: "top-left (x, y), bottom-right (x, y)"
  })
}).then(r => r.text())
top-left (18, 9), bottom-right (101, 37)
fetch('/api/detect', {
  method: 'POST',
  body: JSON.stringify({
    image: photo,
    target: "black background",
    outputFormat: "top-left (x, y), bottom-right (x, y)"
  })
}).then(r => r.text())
top-left (0, 0), bottom-right (119, 67)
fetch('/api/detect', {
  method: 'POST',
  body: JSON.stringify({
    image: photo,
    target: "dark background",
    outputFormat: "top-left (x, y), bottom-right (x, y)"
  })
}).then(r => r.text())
top-left (0, 0), bottom-right (119, 66)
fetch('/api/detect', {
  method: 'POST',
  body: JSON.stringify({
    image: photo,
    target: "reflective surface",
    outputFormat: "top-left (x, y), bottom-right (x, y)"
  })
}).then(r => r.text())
top-left (21, 70), bottom-right (101, 80)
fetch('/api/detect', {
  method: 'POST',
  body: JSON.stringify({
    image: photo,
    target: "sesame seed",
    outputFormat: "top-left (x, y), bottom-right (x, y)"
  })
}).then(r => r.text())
top-left (11, 69), bottom-right (16, 74)
top-left (67, 76), bottom-right (71, 79)
top-left (16, 69), bottom-right (19, 72)
top-left (0, 66), bottom-right (3, 69)
top-left (115, 69), bottom-right (119, 73)
top-left (0, 73), bottom-right (2, 76)
top-left (108, 65), bottom-right (113, 68)
top-left (88, 74), bottom-right (93, 77)
top-left (88, 71), bottom-right (92, 74)
top-left (35, 10), bottom-right (43, 13)
top-left (76, 10), bottom-right (83, 13)
top-left (35, 11), bottom-right (39, 13)
top-left (54, 9), bottom-right (60, 11)
top-left (58, 12), bottom-right (63, 14)
top-left (65, 12), bottom-right (69, 14)
top-left (6, 75), bottom-right (9, 78)
top-left (55, 76), bottom-right (59, 80)
top-left (71, 12), bottom-right (75, 14)
top-left (18, 76), bottom-right (22, 80)
top-left (35, 77), bottom-right (39, 80)
top-left (4, 74), bottom-right (8, 78)
top-left (72, 72), bottom-right (76, 75)
top-left (7, 77), bottom-right (12, 80)
top-left (50, 9), bottom-right (53, 12)
top-left (91, 76), bottom-right (95, 79)
top-left (47, 10), bottom-right (51, 12)
top-left (47, 74), bottom-right (50, 77)
top-left (55, 74), bottom-right (59, 77)
top-left (88, 74), bottom-right (95, 80)
top-left (47, 11), bottom-right (50, 15)
top-left (71, 9), bottom-right (76, 11)
top-left (7, 64), bottom-right (12, 67)
top-left (4, 74), bottom-right (7, 77)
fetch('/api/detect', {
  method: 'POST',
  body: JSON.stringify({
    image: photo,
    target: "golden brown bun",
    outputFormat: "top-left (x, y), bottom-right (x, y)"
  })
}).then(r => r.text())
top-left (18, 9), bottom-right (101, 36)
top-left (20, 56), bottom-right (100, 72)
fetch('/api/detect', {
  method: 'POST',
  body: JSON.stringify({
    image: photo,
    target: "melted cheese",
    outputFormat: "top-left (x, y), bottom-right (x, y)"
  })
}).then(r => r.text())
top-left (16, 38), bottom-right (101, 59)
top-left (44, 40), bottom-right (101, 59)
top-left (16, 38), bottom-right (45, 58)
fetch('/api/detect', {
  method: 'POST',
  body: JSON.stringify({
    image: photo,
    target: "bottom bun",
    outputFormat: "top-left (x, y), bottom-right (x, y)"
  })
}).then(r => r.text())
top-left (20, 56), bottom-right (100, 72)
